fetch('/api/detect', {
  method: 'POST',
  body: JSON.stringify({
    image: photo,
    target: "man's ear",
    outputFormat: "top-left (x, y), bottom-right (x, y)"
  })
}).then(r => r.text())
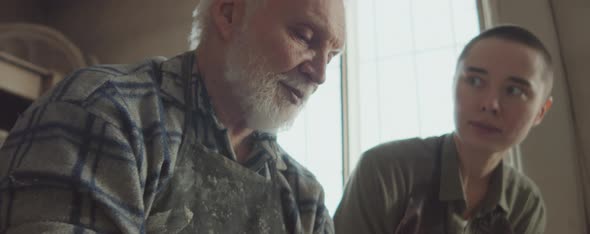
top-left (533, 96), bottom-right (553, 126)
top-left (210, 0), bottom-right (246, 41)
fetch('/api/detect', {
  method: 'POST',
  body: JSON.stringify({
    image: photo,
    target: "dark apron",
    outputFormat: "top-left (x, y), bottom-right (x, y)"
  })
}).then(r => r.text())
top-left (145, 52), bottom-right (288, 234)
top-left (394, 136), bottom-right (514, 234)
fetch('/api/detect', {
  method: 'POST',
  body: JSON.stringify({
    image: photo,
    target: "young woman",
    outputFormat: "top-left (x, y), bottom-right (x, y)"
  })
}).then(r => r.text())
top-left (335, 25), bottom-right (553, 234)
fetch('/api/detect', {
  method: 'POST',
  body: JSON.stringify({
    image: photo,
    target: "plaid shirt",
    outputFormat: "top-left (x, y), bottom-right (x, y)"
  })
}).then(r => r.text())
top-left (0, 52), bottom-right (333, 234)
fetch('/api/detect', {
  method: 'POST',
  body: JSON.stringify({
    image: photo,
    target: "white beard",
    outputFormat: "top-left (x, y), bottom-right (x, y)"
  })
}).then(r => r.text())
top-left (223, 33), bottom-right (315, 132)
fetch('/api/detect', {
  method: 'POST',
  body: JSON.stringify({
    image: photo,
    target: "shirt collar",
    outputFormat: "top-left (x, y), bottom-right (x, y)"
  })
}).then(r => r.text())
top-left (497, 162), bottom-right (510, 212)
top-left (439, 133), bottom-right (465, 202)
top-left (438, 133), bottom-right (509, 213)
top-left (249, 132), bottom-right (288, 171)
top-left (165, 51), bottom-right (288, 171)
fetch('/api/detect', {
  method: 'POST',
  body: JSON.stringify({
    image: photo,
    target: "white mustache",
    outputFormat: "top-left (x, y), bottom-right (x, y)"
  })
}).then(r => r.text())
top-left (279, 75), bottom-right (318, 100)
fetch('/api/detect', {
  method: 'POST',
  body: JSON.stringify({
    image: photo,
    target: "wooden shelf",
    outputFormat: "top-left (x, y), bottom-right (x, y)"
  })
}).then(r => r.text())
top-left (0, 51), bottom-right (53, 100)
top-left (0, 52), bottom-right (53, 131)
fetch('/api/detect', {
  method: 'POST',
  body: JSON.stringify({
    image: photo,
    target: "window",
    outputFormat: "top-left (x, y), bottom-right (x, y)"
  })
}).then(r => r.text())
top-left (277, 0), bottom-right (481, 215)
top-left (277, 57), bottom-right (344, 215)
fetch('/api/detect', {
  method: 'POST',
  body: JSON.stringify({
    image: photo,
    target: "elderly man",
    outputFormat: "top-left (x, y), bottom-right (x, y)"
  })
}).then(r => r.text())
top-left (0, 0), bottom-right (345, 233)
top-left (334, 25), bottom-right (551, 233)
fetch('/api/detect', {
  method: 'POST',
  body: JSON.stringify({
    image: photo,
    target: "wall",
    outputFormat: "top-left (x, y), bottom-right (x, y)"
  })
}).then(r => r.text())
top-left (550, 0), bottom-right (590, 231)
top-left (0, 0), bottom-right (47, 24)
top-left (492, 0), bottom-right (587, 233)
top-left (45, 0), bottom-right (197, 64)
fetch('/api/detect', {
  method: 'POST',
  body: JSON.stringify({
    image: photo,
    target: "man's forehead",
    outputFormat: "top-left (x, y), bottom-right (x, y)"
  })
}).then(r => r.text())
top-left (273, 0), bottom-right (346, 48)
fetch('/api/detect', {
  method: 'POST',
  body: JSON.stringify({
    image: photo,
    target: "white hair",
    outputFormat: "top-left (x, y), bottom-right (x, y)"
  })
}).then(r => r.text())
top-left (189, 0), bottom-right (267, 50)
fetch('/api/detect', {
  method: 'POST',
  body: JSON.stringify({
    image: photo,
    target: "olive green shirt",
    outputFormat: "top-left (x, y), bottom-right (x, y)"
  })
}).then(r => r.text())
top-left (334, 134), bottom-right (546, 234)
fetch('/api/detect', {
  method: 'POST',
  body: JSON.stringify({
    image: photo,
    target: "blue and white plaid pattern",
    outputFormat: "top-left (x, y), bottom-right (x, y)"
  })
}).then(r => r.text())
top-left (0, 52), bottom-right (333, 234)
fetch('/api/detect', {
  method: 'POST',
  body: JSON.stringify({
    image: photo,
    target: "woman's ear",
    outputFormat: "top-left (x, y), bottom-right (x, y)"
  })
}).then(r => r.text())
top-left (533, 96), bottom-right (553, 126)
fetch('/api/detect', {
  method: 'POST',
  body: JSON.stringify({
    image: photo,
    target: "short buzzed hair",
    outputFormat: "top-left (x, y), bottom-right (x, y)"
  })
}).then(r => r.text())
top-left (457, 25), bottom-right (554, 96)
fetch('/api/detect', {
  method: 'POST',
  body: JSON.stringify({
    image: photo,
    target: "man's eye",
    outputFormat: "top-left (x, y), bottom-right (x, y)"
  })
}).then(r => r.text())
top-left (293, 28), bottom-right (313, 43)
top-left (297, 33), bottom-right (310, 43)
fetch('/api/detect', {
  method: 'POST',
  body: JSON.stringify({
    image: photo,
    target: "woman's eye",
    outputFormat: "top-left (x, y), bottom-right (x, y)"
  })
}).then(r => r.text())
top-left (466, 76), bottom-right (482, 87)
top-left (506, 86), bottom-right (524, 96)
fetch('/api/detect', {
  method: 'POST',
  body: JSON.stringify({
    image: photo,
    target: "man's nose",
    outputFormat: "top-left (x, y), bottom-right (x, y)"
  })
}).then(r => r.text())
top-left (300, 52), bottom-right (328, 85)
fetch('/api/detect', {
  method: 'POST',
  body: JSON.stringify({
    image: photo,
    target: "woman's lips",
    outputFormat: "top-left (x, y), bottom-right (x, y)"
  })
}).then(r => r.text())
top-left (468, 120), bottom-right (502, 134)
